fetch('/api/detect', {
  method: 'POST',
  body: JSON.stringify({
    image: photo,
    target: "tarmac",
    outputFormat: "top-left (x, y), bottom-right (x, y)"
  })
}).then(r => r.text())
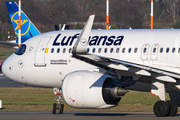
top-left (0, 74), bottom-right (28, 87)
top-left (0, 111), bottom-right (180, 120)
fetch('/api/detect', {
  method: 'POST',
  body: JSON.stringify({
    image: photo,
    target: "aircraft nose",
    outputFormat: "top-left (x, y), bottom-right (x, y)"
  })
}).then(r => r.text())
top-left (2, 60), bottom-right (9, 76)
top-left (2, 58), bottom-right (13, 79)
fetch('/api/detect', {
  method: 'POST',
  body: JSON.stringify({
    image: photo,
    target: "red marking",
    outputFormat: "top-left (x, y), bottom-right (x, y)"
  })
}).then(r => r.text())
top-left (56, 92), bottom-right (60, 95)
top-left (151, 89), bottom-right (156, 95)
top-left (69, 98), bottom-right (75, 103)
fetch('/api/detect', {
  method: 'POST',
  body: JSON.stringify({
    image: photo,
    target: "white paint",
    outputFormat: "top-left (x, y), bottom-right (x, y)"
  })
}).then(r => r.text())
top-left (151, 2), bottom-right (153, 16)
top-left (106, 0), bottom-right (109, 16)
top-left (0, 100), bottom-right (2, 109)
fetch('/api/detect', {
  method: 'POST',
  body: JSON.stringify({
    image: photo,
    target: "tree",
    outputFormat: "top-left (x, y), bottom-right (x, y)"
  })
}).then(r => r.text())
top-left (166, 0), bottom-right (179, 23)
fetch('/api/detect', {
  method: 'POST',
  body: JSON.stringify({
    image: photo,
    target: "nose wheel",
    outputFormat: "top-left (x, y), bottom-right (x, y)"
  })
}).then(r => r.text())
top-left (52, 103), bottom-right (64, 114)
top-left (52, 88), bottom-right (64, 114)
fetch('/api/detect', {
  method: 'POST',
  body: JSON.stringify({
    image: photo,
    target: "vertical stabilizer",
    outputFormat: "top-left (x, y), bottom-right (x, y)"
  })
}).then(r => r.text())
top-left (6, 1), bottom-right (41, 43)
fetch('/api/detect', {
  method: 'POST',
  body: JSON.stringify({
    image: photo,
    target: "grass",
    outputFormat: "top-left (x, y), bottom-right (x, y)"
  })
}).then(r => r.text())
top-left (0, 87), bottom-right (178, 112)
top-left (0, 50), bottom-right (15, 59)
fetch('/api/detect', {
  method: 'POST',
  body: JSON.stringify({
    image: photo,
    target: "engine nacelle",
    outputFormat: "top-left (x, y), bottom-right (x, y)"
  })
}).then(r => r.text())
top-left (62, 70), bottom-right (128, 109)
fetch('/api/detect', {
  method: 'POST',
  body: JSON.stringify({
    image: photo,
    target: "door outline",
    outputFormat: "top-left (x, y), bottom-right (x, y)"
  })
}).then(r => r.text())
top-left (34, 36), bottom-right (51, 67)
top-left (141, 44), bottom-right (149, 60)
top-left (151, 44), bottom-right (159, 60)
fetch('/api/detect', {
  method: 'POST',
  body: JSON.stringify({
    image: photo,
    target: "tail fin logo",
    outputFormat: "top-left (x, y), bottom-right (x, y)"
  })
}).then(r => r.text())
top-left (11, 11), bottom-right (31, 36)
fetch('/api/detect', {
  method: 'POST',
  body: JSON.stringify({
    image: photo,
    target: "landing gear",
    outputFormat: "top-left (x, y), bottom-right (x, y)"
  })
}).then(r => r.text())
top-left (151, 80), bottom-right (178, 117)
top-left (154, 101), bottom-right (169, 117)
top-left (52, 103), bottom-right (64, 114)
top-left (52, 88), bottom-right (64, 114)
top-left (52, 103), bottom-right (57, 114)
top-left (167, 100), bottom-right (178, 116)
top-left (153, 100), bottom-right (178, 117)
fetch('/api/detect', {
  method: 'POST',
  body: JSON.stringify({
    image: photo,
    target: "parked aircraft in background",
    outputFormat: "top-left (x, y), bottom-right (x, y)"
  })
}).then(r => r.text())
top-left (0, 1), bottom-right (40, 48)
top-left (2, 3), bottom-right (180, 118)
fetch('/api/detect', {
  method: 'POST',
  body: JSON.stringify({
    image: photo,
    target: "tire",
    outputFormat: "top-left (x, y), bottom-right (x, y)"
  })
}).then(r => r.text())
top-left (153, 101), bottom-right (169, 117)
top-left (59, 104), bottom-right (64, 114)
top-left (167, 100), bottom-right (178, 116)
top-left (52, 103), bottom-right (57, 114)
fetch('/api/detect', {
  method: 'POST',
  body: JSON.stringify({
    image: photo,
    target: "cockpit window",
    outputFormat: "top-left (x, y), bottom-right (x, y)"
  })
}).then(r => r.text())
top-left (15, 44), bottom-right (26, 55)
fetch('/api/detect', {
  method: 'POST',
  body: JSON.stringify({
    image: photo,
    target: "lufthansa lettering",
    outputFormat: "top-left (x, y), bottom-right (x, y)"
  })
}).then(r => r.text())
top-left (53, 33), bottom-right (124, 46)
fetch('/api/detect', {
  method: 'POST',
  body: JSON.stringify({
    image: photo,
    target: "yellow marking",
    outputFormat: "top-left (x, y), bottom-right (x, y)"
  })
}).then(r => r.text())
top-left (77, 104), bottom-right (78, 105)
top-left (11, 11), bottom-right (23, 22)
top-left (11, 11), bottom-right (31, 36)
top-left (71, 103), bottom-right (73, 105)
top-left (14, 20), bottom-right (28, 30)
top-left (45, 48), bottom-right (49, 53)
top-left (82, 104), bottom-right (84, 106)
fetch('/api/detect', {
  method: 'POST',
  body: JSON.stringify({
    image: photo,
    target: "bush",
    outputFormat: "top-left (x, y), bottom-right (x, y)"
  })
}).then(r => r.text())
top-left (110, 25), bottom-right (118, 29)
top-left (172, 22), bottom-right (180, 29)
top-left (0, 31), bottom-right (6, 40)
top-left (74, 23), bottom-right (83, 29)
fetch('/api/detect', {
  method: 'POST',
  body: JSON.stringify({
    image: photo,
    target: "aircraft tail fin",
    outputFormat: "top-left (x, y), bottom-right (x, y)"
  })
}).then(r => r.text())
top-left (6, 1), bottom-right (41, 43)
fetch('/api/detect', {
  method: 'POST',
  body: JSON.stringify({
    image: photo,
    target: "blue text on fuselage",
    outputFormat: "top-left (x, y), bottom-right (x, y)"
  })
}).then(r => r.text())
top-left (53, 33), bottom-right (124, 46)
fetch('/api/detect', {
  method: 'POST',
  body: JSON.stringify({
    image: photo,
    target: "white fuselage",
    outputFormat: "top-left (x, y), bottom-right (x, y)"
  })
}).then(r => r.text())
top-left (2, 29), bottom-right (180, 90)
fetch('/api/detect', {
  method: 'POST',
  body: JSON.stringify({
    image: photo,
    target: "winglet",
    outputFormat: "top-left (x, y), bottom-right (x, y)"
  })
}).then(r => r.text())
top-left (72, 15), bottom-right (95, 55)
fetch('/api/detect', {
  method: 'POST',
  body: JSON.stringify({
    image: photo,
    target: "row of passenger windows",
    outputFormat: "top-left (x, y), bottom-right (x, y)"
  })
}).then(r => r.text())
top-left (51, 48), bottom-right (72, 53)
top-left (49, 47), bottom-right (180, 54)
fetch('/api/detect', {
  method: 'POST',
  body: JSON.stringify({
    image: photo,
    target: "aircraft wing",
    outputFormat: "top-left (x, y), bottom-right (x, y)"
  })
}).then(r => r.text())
top-left (0, 40), bottom-right (17, 48)
top-left (73, 53), bottom-right (178, 83)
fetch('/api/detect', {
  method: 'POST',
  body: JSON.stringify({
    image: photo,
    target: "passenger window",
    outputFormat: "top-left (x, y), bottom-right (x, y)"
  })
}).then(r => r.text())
top-left (87, 48), bottom-right (89, 53)
top-left (51, 48), bottom-right (54, 53)
top-left (116, 48), bottom-right (119, 53)
top-left (178, 48), bottom-right (180, 53)
top-left (160, 48), bottom-right (163, 53)
top-left (104, 48), bottom-right (107, 53)
top-left (166, 48), bottom-right (169, 53)
top-left (122, 48), bottom-right (125, 53)
top-left (15, 44), bottom-right (26, 55)
top-left (134, 48), bottom-right (137, 53)
top-left (63, 48), bottom-right (66, 53)
top-left (98, 48), bottom-right (101, 53)
top-left (172, 48), bottom-right (175, 53)
top-left (69, 48), bottom-right (72, 53)
top-left (110, 48), bottom-right (113, 53)
top-left (92, 48), bottom-right (95, 53)
top-left (57, 48), bottom-right (60, 53)
top-left (143, 48), bottom-right (147, 53)
top-left (153, 48), bottom-right (156, 53)
top-left (128, 48), bottom-right (131, 53)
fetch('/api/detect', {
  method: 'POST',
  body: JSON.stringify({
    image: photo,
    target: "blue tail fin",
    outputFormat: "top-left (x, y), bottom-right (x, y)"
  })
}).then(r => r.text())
top-left (6, 1), bottom-right (41, 43)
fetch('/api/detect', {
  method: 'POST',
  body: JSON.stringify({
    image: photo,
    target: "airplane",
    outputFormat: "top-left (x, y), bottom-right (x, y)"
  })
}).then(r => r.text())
top-left (0, 1), bottom-right (41, 48)
top-left (2, 12), bottom-right (180, 117)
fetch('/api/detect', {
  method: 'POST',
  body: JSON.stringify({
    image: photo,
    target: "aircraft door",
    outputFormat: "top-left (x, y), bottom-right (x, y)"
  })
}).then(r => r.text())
top-left (34, 37), bottom-right (51, 67)
top-left (141, 44), bottom-right (149, 60)
top-left (151, 44), bottom-right (159, 60)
